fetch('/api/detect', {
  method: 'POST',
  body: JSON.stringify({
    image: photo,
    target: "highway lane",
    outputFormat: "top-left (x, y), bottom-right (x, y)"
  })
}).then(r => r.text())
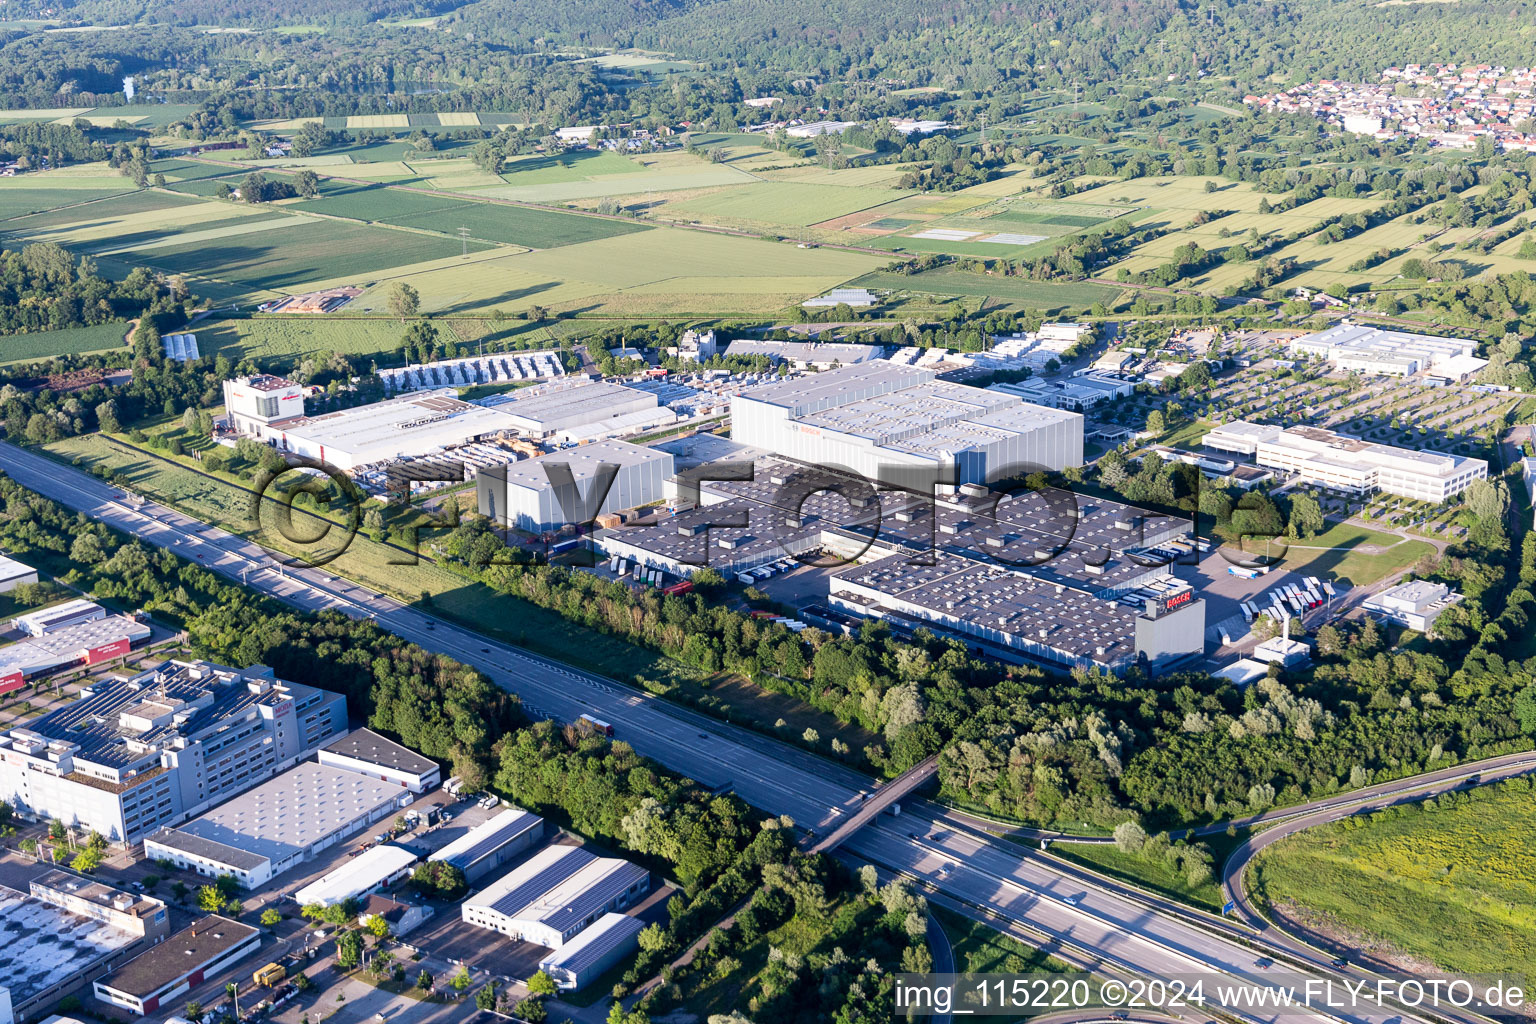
top-left (0, 442), bottom-right (1444, 1024)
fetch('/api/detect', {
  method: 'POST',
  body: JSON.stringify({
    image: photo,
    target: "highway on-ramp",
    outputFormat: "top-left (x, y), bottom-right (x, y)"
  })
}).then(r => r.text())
top-left (0, 441), bottom-right (1455, 1024)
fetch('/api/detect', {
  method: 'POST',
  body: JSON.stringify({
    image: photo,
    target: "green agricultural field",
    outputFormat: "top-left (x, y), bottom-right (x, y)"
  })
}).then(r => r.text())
top-left (301, 182), bottom-right (648, 248)
top-left (497, 149), bottom-right (642, 185)
top-left (385, 202), bottom-right (649, 248)
top-left (853, 268), bottom-right (1122, 310)
top-left (0, 186), bottom-right (133, 220)
top-left (192, 316), bottom-right (419, 361)
top-left (1251, 780), bottom-right (1536, 977)
top-left (0, 321), bottom-right (128, 364)
top-left (3, 188), bottom-right (203, 236)
top-left (119, 219), bottom-right (489, 295)
top-left (363, 225), bottom-right (886, 316)
top-left (666, 180), bottom-right (909, 228)
top-left (149, 158), bottom-right (246, 182)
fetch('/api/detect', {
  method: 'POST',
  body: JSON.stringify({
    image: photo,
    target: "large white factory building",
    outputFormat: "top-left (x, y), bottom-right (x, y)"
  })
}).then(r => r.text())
top-left (729, 362), bottom-right (1083, 487)
top-left (477, 439), bottom-right (675, 533)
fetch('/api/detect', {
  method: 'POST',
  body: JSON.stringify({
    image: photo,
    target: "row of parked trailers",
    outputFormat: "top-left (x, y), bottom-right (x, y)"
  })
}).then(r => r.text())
top-left (1238, 576), bottom-right (1337, 624)
top-left (735, 558), bottom-right (797, 585)
top-left (607, 555), bottom-right (694, 595)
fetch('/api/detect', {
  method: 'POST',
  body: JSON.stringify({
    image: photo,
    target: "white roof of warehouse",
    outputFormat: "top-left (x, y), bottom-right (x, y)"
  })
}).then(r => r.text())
top-left (169, 763), bottom-right (403, 866)
top-left (0, 553), bottom-right (35, 585)
top-left (293, 844), bottom-right (417, 906)
top-left (480, 381), bottom-right (657, 433)
top-left (499, 440), bottom-right (674, 494)
top-left (275, 389), bottom-right (521, 464)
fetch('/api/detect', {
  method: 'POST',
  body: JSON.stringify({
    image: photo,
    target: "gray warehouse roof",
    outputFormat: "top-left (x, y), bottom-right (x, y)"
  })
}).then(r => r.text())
top-left (97, 916), bottom-right (258, 998)
top-left (540, 912), bottom-right (644, 975)
top-left (164, 762), bottom-right (403, 865)
top-left (498, 439), bottom-right (674, 493)
top-left (0, 884), bottom-right (141, 1008)
top-left (431, 807), bottom-right (544, 870)
top-left (481, 381), bottom-right (658, 432)
top-left (144, 827), bottom-right (269, 872)
top-left (322, 728), bottom-right (437, 776)
top-left (471, 845), bottom-right (594, 919)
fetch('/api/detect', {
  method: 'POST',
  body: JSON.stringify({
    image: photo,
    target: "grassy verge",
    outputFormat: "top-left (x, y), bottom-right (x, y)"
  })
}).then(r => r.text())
top-left (936, 905), bottom-right (1077, 974)
top-left (1248, 780), bottom-right (1536, 978)
top-left (1046, 828), bottom-right (1253, 914)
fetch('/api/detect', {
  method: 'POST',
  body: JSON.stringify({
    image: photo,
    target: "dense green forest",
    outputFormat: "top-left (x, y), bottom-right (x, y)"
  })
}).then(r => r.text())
top-left (4, 0), bottom-right (1536, 114)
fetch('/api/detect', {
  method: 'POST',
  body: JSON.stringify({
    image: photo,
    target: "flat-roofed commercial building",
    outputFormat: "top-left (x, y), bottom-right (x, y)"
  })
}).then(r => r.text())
top-left (731, 363), bottom-right (1082, 487)
top-left (1204, 422), bottom-right (1487, 502)
top-left (249, 389), bottom-right (523, 473)
top-left (0, 553), bottom-right (37, 593)
top-left (1289, 323), bottom-right (1487, 380)
top-left (92, 916), bottom-right (260, 1016)
top-left (478, 380), bottom-right (674, 443)
top-left (0, 882), bottom-right (157, 1022)
top-left (429, 806), bottom-right (544, 882)
top-left (0, 614), bottom-right (152, 694)
top-left (990, 374), bottom-right (1134, 412)
top-left (0, 661), bottom-right (347, 843)
top-left (13, 599), bottom-right (105, 637)
top-left (30, 870), bottom-right (170, 944)
top-left (143, 763), bottom-right (413, 888)
top-left (462, 845), bottom-right (650, 949)
top-left (476, 439), bottom-right (675, 533)
top-left (539, 913), bottom-right (645, 991)
top-left (1363, 580), bottom-right (1463, 634)
top-left (317, 728), bottom-right (440, 794)
top-left (292, 844), bottom-right (418, 907)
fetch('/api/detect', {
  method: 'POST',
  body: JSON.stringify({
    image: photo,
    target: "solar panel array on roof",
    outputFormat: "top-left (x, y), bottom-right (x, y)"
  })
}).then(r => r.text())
top-left (430, 807), bottom-right (543, 871)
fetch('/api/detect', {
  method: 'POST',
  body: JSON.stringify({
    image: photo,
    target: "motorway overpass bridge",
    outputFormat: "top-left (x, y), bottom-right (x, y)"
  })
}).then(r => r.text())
top-left (808, 753), bottom-right (938, 854)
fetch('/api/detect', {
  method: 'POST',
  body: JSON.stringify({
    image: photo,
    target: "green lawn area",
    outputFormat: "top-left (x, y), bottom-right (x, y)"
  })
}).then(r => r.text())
top-left (0, 321), bottom-right (128, 364)
top-left (1250, 780), bottom-right (1536, 977)
top-left (498, 149), bottom-right (643, 185)
top-left (39, 432), bottom-right (876, 759)
top-left (1048, 830), bottom-right (1251, 914)
top-left (1228, 524), bottom-right (1434, 587)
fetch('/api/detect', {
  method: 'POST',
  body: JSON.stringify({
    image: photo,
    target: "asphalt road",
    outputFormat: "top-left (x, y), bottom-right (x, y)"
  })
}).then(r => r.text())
top-left (0, 442), bottom-right (1449, 1024)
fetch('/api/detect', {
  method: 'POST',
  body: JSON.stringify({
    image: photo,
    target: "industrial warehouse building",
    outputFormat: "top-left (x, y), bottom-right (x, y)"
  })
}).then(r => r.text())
top-left (0, 613), bottom-right (151, 695)
top-left (477, 439), bottom-right (674, 533)
top-left (539, 912), bottom-right (645, 991)
top-left (92, 917), bottom-right (260, 1016)
top-left (0, 552), bottom-right (37, 593)
top-left (1203, 422), bottom-right (1487, 502)
top-left (0, 874), bottom-right (170, 1022)
top-left (462, 845), bottom-right (649, 949)
top-left (429, 806), bottom-right (545, 882)
top-left (379, 351), bottom-right (565, 395)
top-left (1363, 579), bottom-right (1464, 635)
top-left (0, 661), bottom-right (347, 843)
top-left (292, 844), bottom-right (419, 907)
top-left (1289, 323), bottom-right (1488, 381)
top-left (594, 453), bottom-right (1207, 674)
top-left (317, 728), bottom-right (441, 794)
top-left (722, 339), bottom-right (885, 369)
top-left (244, 389), bottom-right (524, 473)
top-left (143, 763), bottom-right (413, 888)
top-left (478, 379), bottom-right (676, 443)
top-left (13, 598), bottom-right (107, 636)
top-left (730, 362), bottom-right (1082, 487)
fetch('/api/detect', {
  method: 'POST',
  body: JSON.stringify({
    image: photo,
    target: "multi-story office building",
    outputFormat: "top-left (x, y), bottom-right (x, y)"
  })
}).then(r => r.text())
top-left (0, 660), bottom-right (347, 842)
top-left (1204, 422), bottom-right (1487, 502)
